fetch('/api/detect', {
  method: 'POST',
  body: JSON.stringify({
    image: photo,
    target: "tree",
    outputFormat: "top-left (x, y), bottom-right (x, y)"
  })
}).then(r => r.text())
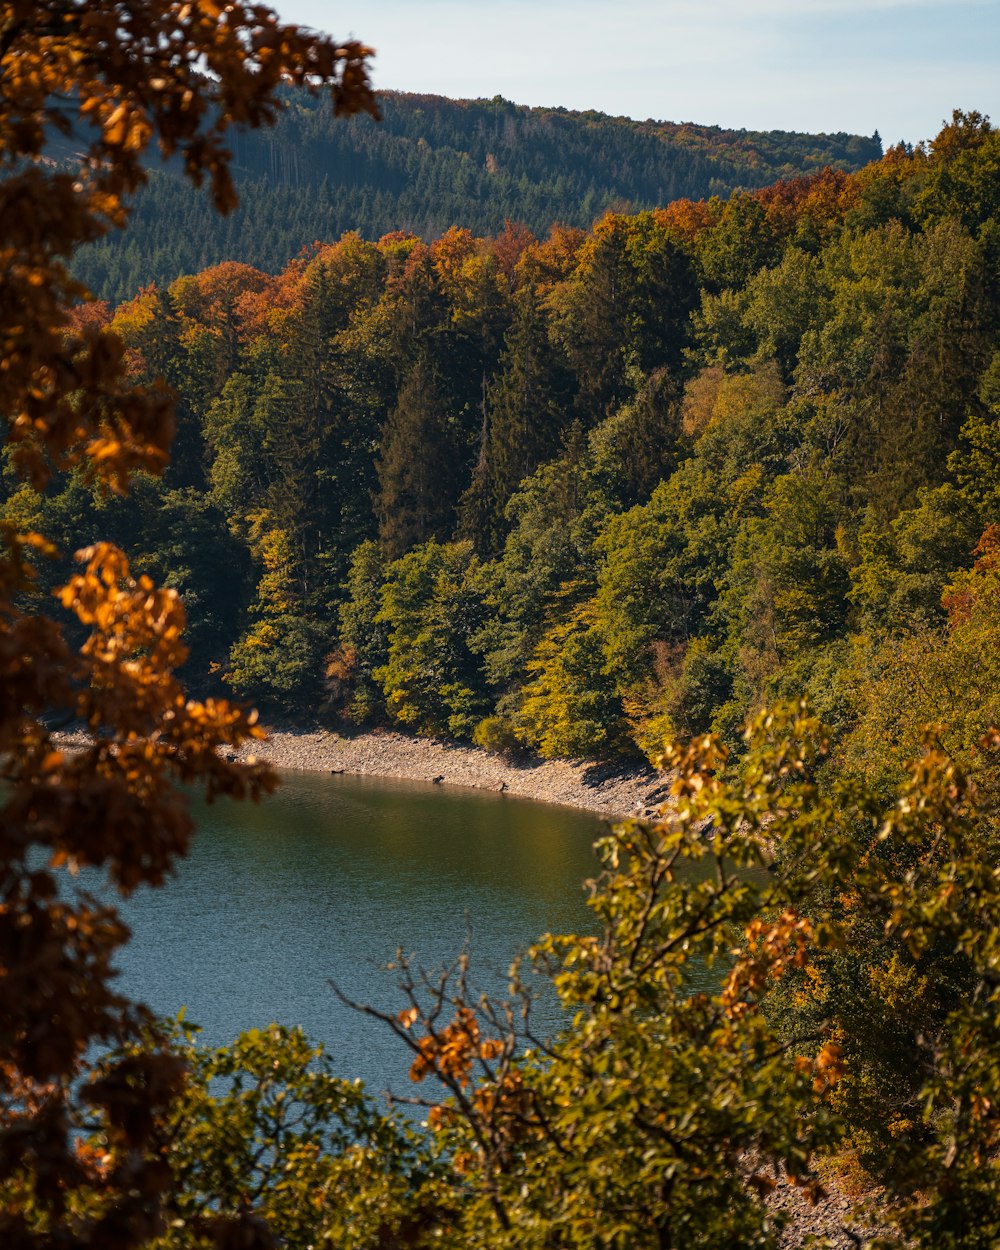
top-left (110, 1023), bottom-right (439, 1250)
top-left (0, 6), bottom-right (375, 1247)
top-left (226, 515), bottom-right (328, 709)
top-left (795, 218), bottom-right (991, 514)
top-left (592, 467), bottom-right (729, 753)
top-left (696, 190), bottom-right (780, 292)
top-left (848, 484), bottom-right (983, 636)
top-left (376, 355), bottom-right (463, 557)
top-left (458, 281), bottom-right (574, 555)
top-left (374, 540), bottom-right (490, 739)
top-left (332, 539), bottom-right (392, 724)
top-left (914, 109), bottom-right (1000, 232)
top-left (472, 430), bottom-right (607, 704)
top-left (586, 367), bottom-right (684, 510)
top-left (840, 525), bottom-right (1000, 802)
top-left (514, 600), bottom-right (627, 759)
top-left (340, 703), bottom-right (1000, 1249)
top-left (548, 211), bottom-right (697, 417)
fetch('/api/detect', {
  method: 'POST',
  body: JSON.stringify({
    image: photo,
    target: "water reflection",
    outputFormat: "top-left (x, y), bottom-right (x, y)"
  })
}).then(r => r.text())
top-left (114, 772), bottom-right (606, 1098)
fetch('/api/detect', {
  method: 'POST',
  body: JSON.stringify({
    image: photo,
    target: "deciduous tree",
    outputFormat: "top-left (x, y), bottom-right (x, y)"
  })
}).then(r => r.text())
top-left (0, 5), bottom-right (374, 1245)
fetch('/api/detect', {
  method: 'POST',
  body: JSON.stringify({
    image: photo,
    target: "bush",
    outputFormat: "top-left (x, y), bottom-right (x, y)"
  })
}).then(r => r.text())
top-left (472, 714), bottom-right (522, 756)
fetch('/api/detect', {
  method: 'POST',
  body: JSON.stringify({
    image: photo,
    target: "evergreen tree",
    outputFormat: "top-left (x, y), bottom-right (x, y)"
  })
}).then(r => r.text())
top-left (376, 355), bottom-right (462, 557)
top-left (458, 283), bottom-right (574, 554)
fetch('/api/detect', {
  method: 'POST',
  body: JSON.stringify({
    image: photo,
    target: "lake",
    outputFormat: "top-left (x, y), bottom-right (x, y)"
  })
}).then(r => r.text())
top-left (112, 770), bottom-right (607, 1099)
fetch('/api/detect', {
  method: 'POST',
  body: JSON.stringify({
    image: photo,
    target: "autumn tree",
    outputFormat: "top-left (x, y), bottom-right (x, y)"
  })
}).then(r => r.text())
top-left (336, 703), bottom-right (1000, 1249)
top-left (0, 5), bottom-right (375, 1247)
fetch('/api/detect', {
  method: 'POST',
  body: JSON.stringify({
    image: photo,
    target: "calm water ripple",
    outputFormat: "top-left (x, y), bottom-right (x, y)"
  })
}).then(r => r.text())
top-left (112, 772), bottom-right (606, 1098)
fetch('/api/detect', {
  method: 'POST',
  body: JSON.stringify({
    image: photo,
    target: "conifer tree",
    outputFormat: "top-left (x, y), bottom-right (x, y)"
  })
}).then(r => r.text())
top-left (376, 355), bottom-right (461, 557)
top-left (458, 284), bottom-right (574, 554)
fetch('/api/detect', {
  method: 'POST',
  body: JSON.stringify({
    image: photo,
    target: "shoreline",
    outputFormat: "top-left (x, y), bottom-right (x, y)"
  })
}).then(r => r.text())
top-left (234, 725), bottom-right (669, 821)
top-left (54, 721), bottom-right (878, 1243)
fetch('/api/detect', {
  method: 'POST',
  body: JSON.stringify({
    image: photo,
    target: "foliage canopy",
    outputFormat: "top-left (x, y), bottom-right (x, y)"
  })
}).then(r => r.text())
top-left (74, 705), bottom-right (1000, 1249)
top-left (0, 3), bottom-right (373, 1246)
top-left (3, 8), bottom-right (1000, 1242)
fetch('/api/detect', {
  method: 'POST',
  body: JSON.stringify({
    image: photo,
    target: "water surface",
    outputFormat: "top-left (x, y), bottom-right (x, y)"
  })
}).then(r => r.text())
top-left (114, 771), bottom-right (606, 1097)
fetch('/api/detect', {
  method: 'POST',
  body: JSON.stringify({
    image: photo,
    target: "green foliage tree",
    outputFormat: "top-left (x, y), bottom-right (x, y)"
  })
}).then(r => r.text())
top-left (227, 518), bottom-right (328, 709)
top-left (514, 600), bottom-right (627, 758)
top-left (697, 191), bottom-right (780, 292)
top-left (548, 212), bottom-right (698, 417)
top-left (947, 352), bottom-right (1000, 524)
top-left (376, 356), bottom-right (464, 558)
top-left (374, 540), bottom-right (490, 738)
top-left (332, 539), bottom-right (392, 723)
top-left (109, 1024), bottom-right (439, 1250)
top-left (333, 703), bottom-right (1000, 1250)
top-left (795, 218), bottom-right (991, 513)
top-left (739, 246), bottom-right (828, 379)
top-left (840, 525), bottom-right (1000, 800)
top-left (586, 367), bottom-right (684, 509)
top-left (725, 467), bottom-right (850, 658)
top-left (594, 467), bottom-right (721, 684)
top-left (718, 466), bottom-right (851, 736)
top-left (848, 484), bottom-right (983, 635)
top-left (471, 428), bottom-right (609, 709)
top-left (458, 282), bottom-right (575, 554)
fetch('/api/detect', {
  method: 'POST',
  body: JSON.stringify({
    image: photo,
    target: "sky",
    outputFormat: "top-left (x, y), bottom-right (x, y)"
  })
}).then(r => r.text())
top-left (277, 0), bottom-right (999, 147)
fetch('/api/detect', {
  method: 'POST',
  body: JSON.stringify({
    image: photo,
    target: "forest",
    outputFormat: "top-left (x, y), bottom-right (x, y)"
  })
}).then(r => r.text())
top-left (4, 0), bottom-right (1000, 1232)
top-left (68, 87), bottom-right (882, 303)
top-left (12, 109), bottom-right (997, 796)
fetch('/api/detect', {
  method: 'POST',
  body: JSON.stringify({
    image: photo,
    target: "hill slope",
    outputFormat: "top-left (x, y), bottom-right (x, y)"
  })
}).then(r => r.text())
top-left (73, 89), bottom-right (882, 302)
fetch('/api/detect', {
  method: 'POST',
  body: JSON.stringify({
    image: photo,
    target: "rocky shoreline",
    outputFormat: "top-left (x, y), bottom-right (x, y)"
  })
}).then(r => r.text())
top-left (234, 725), bottom-right (669, 821)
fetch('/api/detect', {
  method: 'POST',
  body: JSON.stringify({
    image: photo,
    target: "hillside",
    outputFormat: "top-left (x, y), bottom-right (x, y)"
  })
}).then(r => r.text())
top-left (24, 109), bottom-right (994, 762)
top-left (11, 95), bottom-right (1000, 1238)
top-left (72, 88), bottom-right (882, 303)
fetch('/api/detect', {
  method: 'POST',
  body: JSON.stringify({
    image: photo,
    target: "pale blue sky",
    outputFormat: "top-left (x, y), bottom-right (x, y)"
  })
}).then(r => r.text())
top-left (278, 0), bottom-right (998, 145)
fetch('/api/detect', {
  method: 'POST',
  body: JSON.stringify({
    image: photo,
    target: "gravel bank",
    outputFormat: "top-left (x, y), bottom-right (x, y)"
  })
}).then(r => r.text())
top-left (234, 725), bottom-right (668, 820)
top-left (771, 1171), bottom-right (885, 1248)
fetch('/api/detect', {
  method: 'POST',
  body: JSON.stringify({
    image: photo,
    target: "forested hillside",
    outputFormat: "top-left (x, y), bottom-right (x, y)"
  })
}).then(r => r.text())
top-left (71, 88), bottom-right (882, 303)
top-left (11, 110), bottom-right (998, 795)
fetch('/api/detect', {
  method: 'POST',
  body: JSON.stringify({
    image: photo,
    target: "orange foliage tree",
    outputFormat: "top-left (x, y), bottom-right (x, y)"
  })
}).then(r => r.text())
top-left (0, 4), bottom-right (375, 1246)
